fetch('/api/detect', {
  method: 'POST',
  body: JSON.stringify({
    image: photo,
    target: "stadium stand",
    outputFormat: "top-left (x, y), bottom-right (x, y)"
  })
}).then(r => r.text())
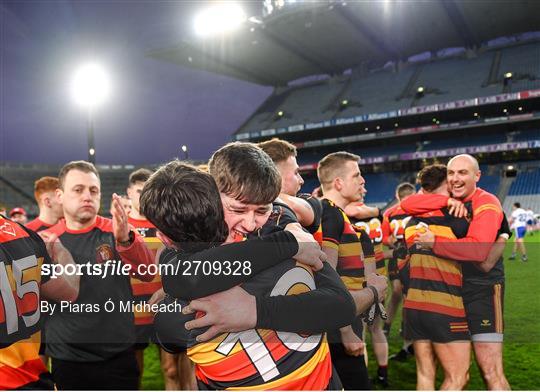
top-left (503, 164), bottom-right (540, 214)
top-left (236, 41), bottom-right (540, 136)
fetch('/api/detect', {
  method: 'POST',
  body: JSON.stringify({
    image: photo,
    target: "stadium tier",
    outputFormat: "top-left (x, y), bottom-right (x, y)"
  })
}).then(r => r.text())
top-left (236, 41), bottom-right (540, 135)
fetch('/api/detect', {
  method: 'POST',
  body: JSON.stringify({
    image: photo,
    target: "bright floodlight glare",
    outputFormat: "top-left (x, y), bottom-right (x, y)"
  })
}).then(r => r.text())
top-left (71, 63), bottom-right (111, 109)
top-left (194, 4), bottom-right (246, 36)
top-left (181, 145), bottom-right (187, 152)
top-left (89, 148), bottom-right (95, 156)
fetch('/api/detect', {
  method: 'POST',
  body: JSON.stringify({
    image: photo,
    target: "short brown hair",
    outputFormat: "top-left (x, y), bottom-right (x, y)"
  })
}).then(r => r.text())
top-left (417, 164), bottom-right (447, 192)
top-left (208, 142), bottom-right (281, 205)
top-left (129, 168), bottom-right (153, 186)
top-left (58, 161), bottom-right (100, 189)
top-left (317, 151), bottom-right (360, 192)
top-left (34, 176), bottom-right (59, 203)
top-left (258, 138), bottom-right (297, 164)
top-left (140, 161), bottom-right (228, 252)
top-left (396, 182), bottom-right (415, 200)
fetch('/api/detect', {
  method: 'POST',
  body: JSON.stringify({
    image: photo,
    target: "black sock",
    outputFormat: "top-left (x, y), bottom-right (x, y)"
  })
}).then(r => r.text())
top-left (378, 365), bottom-right (388, 379)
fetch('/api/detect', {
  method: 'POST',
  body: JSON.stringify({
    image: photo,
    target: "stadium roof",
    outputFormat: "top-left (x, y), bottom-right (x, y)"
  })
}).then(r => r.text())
top-left (147, 1), bottom-right (540, 86)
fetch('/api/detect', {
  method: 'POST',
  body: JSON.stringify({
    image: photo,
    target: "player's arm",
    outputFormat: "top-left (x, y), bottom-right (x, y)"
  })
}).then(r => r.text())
top-left (162, 230), bottom-right (319, 299)
top-left (186, 263), bottom-right (386, 340)
top-left (255, 261), bottom-right (356, 333)
top-left (111, 193), bottom-right (156, 281)
top-left (344, 201), bottom-right (379, 220)
top-left (432, 194), bottom-right (503, 262)
top-left (476, 213), bottom-right (511, 272)
top-left (278, 193), bottom-right (315, 228)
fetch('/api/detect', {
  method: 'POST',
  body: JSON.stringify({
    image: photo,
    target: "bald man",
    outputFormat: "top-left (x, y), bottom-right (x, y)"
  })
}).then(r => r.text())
top-left (402, 154), bottom-right (510, 390)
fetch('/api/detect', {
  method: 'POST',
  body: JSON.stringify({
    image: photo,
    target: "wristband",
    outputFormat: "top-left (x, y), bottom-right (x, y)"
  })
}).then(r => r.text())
top-left (367, 285), bottom-right (379, 305)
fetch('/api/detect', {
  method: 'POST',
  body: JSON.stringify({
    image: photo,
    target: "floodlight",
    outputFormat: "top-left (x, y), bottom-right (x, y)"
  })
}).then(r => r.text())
top-left (277, 110), bottom-right (284, 117)
top-left (518, 107), bottom-right (523, 111)
top-left (71, 63), bottom-right (111, 109)
top-left (194, 4), bottom-right (247, 36)
top-left (507, 165), bottom-right (514, 171)
top-left (89, 148), bottom-right (95, 156)
top-left (181, 145), bottom-right (187, 152)
top-left (417, 86), bottom-right (424, 94)
top-left (504, 72), bottom-right (513, 79)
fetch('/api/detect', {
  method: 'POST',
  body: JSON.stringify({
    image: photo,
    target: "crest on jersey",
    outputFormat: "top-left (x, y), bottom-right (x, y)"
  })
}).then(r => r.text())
top-left (0, 221), bottom-right (16, 236)
top-left (96, 244), bottom-right (114, 263)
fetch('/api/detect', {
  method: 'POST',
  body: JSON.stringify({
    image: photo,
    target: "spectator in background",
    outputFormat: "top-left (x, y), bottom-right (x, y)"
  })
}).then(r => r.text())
top-left (27, 176), bottom-right (63, 232)
top-left (9, 207), bottom-right (28, 224)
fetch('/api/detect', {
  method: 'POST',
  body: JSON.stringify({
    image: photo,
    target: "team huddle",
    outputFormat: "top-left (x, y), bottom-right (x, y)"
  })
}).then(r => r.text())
top-left (0, 139), bottom-right (515, 390)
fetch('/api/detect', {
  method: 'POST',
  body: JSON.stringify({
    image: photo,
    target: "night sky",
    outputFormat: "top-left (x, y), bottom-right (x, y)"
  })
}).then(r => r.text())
top-left (0, 1), bottom-right (272, 165)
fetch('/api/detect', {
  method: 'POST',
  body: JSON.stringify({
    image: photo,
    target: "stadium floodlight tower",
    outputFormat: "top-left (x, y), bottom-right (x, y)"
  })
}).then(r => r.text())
top-left (181, 145), bottom-right (189, 160)
top-left (70, 62), bottom-right (112, 164)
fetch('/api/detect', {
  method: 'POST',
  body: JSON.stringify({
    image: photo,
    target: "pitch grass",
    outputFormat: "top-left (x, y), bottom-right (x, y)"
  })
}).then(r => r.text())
top-left (142, 232), bottom-right (540, 390)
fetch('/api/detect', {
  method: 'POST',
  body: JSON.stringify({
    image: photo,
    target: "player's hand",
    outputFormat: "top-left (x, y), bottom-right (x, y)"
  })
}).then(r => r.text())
top-left (39, 231), bottom-right (74, 265)
top-left (365, 273), bottom-right (387, 302)
top-left (285, 223), bottom-right (325, 271)
top-left (183, 286), bottom-right (257, 342)
top-left (340, 327), bottom-right (365, 357)
top-left (415, 229), bottom-right (435, 249)
top-left (111, 193), bottom-right (130, 243)
top-left (447, 198), bottom-right (468, 218)
top-left (148, 288), bottom-right (166, 307)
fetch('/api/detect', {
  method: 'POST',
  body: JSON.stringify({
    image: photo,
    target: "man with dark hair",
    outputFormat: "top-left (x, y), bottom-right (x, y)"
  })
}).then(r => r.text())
top-left (144, 157), bottom-right (350, 390)
top-left (0, 214), bottom-right (80, 390)
top-left (401, 164), bottom-right (472, 390)
top-left (381, 182), bottom-right (416, 359)
top-left (317, 151), bottom-right (380, 390)
top-left (42, 160), bottom-right (155, 390)
top-left (146, 144), bottom-right (386, 390)
top-left (27, 176), bottom-right (63, 232)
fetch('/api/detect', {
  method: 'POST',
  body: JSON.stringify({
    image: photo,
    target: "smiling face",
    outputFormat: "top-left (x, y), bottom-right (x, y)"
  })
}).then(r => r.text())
top-left (447, 155), bottom-right (480, 200)
top-left (220, 193), bottom-right (272, 243)
top-left (58, 169), bottom-right (101, 227)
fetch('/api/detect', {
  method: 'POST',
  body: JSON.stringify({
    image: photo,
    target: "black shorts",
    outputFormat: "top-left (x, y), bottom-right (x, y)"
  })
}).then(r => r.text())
top-left (388, 258), bottom-right (400, 281)
top-left (403, 308), bottom-right (470, 343)
top-left (329, 343), bottom-right (371, 390)
top-left (51, 348), bottom-right (139, 390)
top-left (399, 262), bottom-right (410, 296)
top-left (463, 282), bottom-right (504, 341)
top-left (134, 324), bottom-right (155, 350)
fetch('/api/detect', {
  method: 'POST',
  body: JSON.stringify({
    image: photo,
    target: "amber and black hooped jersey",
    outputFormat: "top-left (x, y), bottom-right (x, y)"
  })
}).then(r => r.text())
top-left (403, 207), bottom-right (470, 318)
top-left (128, 217), bottom-right (163, 327)
top-left (321, 199), bottom-right (368, 290)
top-left (0, 216), bottom-right (52, 389)
top-left (187, 260), bottom-right (332, 390)
top-left (43, 216), bottom-right (154, 361)
top-left (400, 188), bottom-right (504, 286)
top-left (351, 212), bottom-right (386, 275)
top-left (382, 203), bottom-right (412, 270)
top-left (26, 218), bottom-right (53, 233)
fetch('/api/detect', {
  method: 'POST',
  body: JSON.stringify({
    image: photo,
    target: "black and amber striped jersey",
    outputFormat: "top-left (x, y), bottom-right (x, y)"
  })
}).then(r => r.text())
top-left (0, 216), bottom-right (52, 389)
top-left (382, 204), bottom-right (412, 270)
top-left (403, 208), bottom-right (470, 318)
top-left (321, 199), bottom-right (368, 290)
top-left (187, 260), bottom-right (332, 390)
top-left (128, 217), bottom-right (163, 327)
top-left (351, 212), bottom-right (386, 276)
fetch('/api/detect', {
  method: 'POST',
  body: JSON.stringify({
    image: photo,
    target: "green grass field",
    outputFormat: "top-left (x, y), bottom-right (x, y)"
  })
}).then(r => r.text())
top-left (141, 232), bottom-right (540, 390)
